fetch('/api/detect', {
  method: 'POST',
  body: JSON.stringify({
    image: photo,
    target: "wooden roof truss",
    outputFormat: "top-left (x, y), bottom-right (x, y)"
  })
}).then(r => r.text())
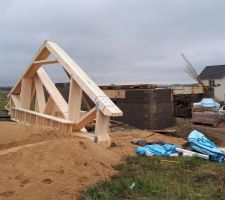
top-left (8, 41), bottom-right (123, 143)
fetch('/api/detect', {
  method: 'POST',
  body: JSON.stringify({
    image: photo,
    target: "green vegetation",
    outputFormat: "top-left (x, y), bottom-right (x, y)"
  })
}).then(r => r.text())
top-left (79, 156), bottom-right (225, 200)
top-left (0, 90), bottom-right (9, 109)
top-left (0, 89), bottom-right (35, 111)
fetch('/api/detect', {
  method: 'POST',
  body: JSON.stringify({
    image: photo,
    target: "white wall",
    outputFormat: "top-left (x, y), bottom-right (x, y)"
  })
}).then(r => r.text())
top-left (203, 78), bottom-right (225, 102)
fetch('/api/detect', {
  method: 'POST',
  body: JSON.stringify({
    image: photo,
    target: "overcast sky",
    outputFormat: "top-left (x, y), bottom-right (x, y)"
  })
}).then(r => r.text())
top-left (1, 0), bottom-right (225, 86)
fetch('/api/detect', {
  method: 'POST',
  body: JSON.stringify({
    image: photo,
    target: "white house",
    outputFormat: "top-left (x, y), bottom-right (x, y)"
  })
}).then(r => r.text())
top-left (199, 65), bottom-right (225, 102)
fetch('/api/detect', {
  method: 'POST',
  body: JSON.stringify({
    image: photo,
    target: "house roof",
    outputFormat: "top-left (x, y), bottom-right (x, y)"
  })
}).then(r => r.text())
top-left (199, 65), bottom-right (225, 80)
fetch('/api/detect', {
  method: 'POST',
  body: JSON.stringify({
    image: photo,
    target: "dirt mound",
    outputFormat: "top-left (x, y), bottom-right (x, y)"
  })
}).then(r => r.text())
top-left (0, 122), bottom-right (186, 200)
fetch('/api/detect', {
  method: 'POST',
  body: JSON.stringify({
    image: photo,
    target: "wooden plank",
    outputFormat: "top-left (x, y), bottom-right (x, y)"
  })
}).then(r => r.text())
top-left (171, 86), bottom-right (204, 95)
top-left (102, 89), bottom-right (125, 99)
top-left (11, 95), bottom-right (20, 108)
top-left (34, 76), bottom-right (46, 113)
top-left (62, 67), bottom-right (92, 113)
top-left (37, 68), bottom-right (68, 119)
top-left (68, 79), bottom-right (82, 121)
top-left (61, 67), bottom-right (91, 112)
top-left (35, 98), bottom-right (39, 112)
top-left (33, 59), bottom-right (58, 65)
top-left (95, 111), bottom-right (110, 143)
top-left (73, 107), bottom-right (96, 131)
top-left (12, 107), bottom-right (73, 124)
top-left (150, 130), bottom-right (176, 134)
top-left (45, 41), bottom-right (122, 117)
top-left (44, 96), bottom-right (56, 115)
top-left (20, 78), bottom-right (33, 109)
top-left (100, 84), bottom-right (157, 90)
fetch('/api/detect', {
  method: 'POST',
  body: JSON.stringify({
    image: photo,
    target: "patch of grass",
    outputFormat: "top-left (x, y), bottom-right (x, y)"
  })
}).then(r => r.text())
top-left (0, 90), bottom-right (9, 109)
top-left (79, 156), bottom-right (225, 200)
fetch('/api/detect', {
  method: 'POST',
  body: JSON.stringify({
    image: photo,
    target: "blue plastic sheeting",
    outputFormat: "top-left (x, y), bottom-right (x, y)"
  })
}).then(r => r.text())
top-left (188, 130), bottom-right (225, 162)
top-left (200, 98), bottom-right (220, 108)
top-left (136, 144), bottom-right (177, 156)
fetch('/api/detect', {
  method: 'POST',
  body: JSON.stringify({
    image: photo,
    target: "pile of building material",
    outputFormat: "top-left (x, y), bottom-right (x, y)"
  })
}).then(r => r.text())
top-left (173, 94), bottom-right (204, 118)
top-left (135, 130), bottom-right (225, 162)
top-left (191, 98), bottom-right (220, 126)
top-left (171, 85), bottom-right (211, 118)
top-left (109, 87), bottom-right (174, 130)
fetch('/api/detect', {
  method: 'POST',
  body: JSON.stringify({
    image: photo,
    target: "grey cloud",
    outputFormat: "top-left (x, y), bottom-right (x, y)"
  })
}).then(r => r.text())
top-left (1, 0), bottom-right (225, 86)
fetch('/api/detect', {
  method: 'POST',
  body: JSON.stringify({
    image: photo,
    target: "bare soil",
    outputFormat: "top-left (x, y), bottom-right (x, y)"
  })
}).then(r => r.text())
top-left (175, 118), bottom-right (225, 146)
top-left (0, 122), bottom-right (185, 200)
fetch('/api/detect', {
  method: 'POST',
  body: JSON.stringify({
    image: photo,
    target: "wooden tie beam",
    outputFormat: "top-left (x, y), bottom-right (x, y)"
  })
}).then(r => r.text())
top-left (8, 41), bottom-right (123, 143)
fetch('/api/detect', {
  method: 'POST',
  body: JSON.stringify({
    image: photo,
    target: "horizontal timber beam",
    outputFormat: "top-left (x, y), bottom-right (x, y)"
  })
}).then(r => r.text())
top-left (33, 59), bottom-right (59, 65)
top-left (102, 89), bottom-right (125, 99)
top-left (11, 107), bottom-right (73, 124)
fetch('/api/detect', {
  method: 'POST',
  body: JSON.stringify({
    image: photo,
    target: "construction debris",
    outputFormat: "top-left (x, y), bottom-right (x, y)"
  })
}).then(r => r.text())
top-left (135, 130), bottom-right (225, 162)
top-left (131, 138), bottom-right (149, 146)
top-left (175, 147), bottom-right (209, 159)
top-left (149, 130), bottom-right (176, 134)
top-left (136, 144), bottom-right (178, 157)
top-left (188, 130), bottom-right (225, 162)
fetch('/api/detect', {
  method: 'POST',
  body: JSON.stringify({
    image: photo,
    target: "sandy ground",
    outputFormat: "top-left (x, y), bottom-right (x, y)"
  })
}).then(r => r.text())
top-left (0, 122), bottom-right (185, 200)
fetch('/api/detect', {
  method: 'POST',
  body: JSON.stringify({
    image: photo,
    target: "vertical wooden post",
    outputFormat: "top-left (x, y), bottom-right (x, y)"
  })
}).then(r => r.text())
top-left (95, 111), bottom-right (111, 143)
top-left (20, 77), bottom-right (33, 109)
top-left (68, 79), bottom-right (82, 122)
top-left (44, 96), bottom-right (56, 115)
top-left (35, 98), bottom-right (39, 112)
top-left (35, 76), bottom-right (46, 113)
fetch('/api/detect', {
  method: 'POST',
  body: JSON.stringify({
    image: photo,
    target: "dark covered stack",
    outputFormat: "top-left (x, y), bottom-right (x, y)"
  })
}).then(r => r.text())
top-left (173, 94), bottom-right (204, 118)
top-left (114, 88), bottom-right (174, 129)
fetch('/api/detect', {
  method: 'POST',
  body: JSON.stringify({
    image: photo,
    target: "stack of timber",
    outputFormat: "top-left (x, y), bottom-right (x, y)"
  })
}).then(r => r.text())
top-left (112, 88), bottom-right (174, 130)
top-left (100, 84), bottom-right (157, 90)
top-left (7, 41), bottom-right (122, 144)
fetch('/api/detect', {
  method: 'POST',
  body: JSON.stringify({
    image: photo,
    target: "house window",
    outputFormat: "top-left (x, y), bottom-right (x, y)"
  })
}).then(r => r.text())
top-left (209, 80), bottom-right (215, 86)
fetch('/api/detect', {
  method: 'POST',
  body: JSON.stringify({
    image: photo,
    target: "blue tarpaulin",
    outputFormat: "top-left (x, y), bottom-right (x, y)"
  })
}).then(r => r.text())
top-left (136, 144), bottom-right (177, 156)
top-left (188, 130), bottom-right (225, 162)
top-left (200, 98), bottom-right (220, 108)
